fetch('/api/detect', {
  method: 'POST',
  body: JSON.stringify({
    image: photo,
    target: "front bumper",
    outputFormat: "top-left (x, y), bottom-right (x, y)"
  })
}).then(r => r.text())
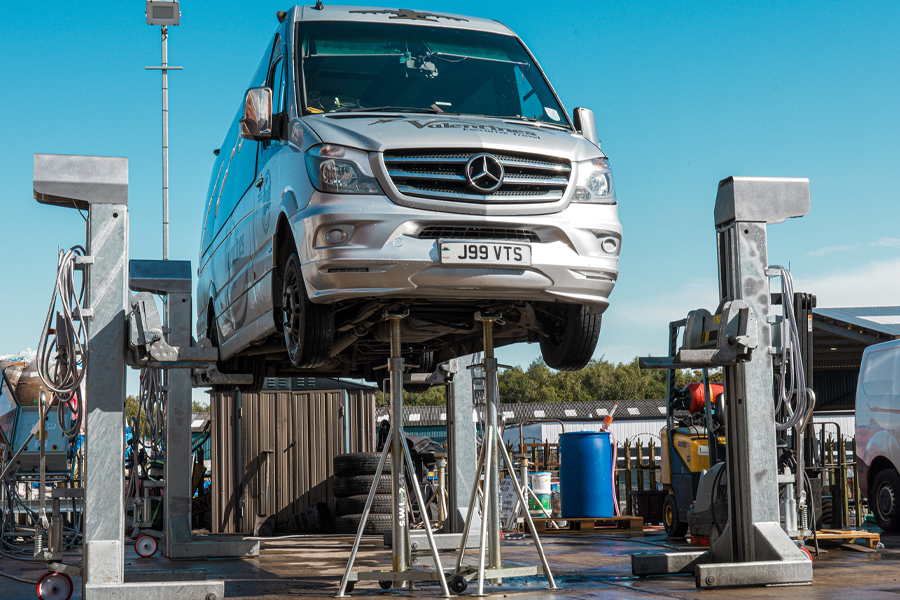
top-left (294, 193), bottom-right (621, 309)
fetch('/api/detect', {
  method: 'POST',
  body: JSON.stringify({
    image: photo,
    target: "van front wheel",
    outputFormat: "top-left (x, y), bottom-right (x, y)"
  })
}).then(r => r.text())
top-left (537, 303), bottom-right (601, 371)
top-left (282, 253), bottom-right (334, 369)
top-left (873, 469), bottom-right (900, 532)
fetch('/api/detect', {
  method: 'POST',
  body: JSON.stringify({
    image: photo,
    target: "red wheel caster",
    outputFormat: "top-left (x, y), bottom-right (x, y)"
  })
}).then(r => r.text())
top-left (135, 534), bottom-right (159, 558)
top-left (800, 546), bottom-right (813, 561)
top-left (36, 571), bottom-right (73, 600)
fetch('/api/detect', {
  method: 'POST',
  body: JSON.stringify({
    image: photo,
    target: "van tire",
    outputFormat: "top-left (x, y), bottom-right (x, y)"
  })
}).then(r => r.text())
top-left (872, 469), bottom-right (900, 532)
top-left (538, 304), bottom-right (601, 371)
top-left (282, 253), bottom-right (334, 369)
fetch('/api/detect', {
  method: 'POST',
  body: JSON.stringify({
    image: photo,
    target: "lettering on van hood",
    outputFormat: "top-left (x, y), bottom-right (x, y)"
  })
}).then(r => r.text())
top-left (369, 118), bottom-right (540, 139)
top-left (302, 113), bottom-right (603, 161)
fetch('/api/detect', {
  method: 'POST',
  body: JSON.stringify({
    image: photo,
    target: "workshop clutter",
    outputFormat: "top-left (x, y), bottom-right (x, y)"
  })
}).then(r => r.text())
top-left (0, 349), bottom-right (51, 407)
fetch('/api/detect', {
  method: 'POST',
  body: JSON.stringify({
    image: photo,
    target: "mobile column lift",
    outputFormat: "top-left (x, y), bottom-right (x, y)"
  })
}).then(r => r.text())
top-left (632, 176), bottom-right (815, 588)
top-left (338, 313), bottom-right (556, 596)
top-left (32, 153), bottom-right (257, 599)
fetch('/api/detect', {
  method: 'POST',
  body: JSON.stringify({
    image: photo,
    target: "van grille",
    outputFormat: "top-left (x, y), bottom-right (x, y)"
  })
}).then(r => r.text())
top-left (417, 226), bottom-right (539, 242)
top-left (384, 149), bottom-right (571, 204)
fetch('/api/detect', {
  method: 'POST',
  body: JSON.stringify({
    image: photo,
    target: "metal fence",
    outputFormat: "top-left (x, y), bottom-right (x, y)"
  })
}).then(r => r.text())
top-left (209, 388), bottom-right (376, 534)
top-left (502, 432), bottom-right (866, 528)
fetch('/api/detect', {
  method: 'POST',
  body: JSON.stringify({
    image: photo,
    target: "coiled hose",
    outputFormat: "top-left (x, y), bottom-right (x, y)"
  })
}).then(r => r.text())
top-left (770, 265), bottom-right (812, 432)
top-left (35, 246), bottom-right (89, 438)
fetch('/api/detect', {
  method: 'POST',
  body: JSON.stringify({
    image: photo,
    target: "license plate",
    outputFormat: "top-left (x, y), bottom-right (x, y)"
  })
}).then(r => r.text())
top-left (439, 241), bottom-right (532, 266)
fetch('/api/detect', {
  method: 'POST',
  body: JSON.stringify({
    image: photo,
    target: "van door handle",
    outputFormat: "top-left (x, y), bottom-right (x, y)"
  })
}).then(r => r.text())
top-left (255, 176), bottom-right (264, 188)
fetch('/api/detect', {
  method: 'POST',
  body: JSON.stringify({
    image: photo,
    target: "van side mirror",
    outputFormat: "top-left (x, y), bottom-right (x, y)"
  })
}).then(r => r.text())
top-left (239, 87), bottom-right (273, 140)
top-left (573, 107), bottom-right (599, 147)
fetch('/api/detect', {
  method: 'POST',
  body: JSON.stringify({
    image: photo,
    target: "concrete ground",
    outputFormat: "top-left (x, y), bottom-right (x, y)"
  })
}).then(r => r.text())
top-left (7, 526), bottom-right (900, 599)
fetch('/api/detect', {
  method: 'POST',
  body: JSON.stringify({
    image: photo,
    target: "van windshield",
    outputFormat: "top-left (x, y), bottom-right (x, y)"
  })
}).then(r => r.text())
top-left (298, 21), bottom-right (568, 126)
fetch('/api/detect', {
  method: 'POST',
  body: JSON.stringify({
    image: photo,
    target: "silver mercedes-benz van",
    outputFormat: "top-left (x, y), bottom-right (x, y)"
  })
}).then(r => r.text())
top-left (856, 339), bottom-right (900, 531)
top-left (197, 5), bottom-right (622, 388)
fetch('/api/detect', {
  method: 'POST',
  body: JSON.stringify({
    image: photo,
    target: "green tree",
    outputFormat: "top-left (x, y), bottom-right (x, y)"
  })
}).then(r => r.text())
top-left (374, 357), bottom-right (722, 407)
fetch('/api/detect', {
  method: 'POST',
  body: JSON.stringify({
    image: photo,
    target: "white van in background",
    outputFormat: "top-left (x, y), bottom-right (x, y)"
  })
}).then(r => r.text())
top-left (856, 339), bottom-right (900, 531)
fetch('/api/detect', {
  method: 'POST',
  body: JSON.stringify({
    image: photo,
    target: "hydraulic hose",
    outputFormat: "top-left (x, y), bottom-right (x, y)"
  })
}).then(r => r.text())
top-left (769, 266), bottom-right (812, 432)
top-left (35, 246), bottom-right (89, 439)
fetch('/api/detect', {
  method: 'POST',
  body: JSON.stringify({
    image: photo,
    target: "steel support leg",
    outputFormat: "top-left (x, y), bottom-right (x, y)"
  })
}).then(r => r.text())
top-left (337, 429), bottom-right (393, 597)
top-left (452, 313), bottom-right (556, 595)
top-left (337, 313), bottom-right (449, 597)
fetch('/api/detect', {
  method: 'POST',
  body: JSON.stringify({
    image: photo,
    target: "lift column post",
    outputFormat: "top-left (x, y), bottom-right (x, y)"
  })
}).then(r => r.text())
top-left (33, 153), bottom-right (130, 588)
top-left (631, 176), bottom-right (814, 588)
top-left (34, 153), bottom-right (228, 598)
top-left (710, 177), bottom-right (810, 571)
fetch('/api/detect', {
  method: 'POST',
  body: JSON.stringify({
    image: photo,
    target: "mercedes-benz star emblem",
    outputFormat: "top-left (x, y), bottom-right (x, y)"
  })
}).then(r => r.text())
top-left (465, 154), bottom-right (504, 193)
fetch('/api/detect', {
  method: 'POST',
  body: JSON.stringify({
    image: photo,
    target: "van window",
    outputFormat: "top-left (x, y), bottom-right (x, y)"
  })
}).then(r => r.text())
top-left (210, 40), bottom-right (275, 238)
top-left (863, 347), bottom-right (900, 396)
top-left (200, 155), bottom-right (225, 255)
top-left (298, 22), bottom-right (568, 124)
top-left (270, 56), bottom-right (286, 115)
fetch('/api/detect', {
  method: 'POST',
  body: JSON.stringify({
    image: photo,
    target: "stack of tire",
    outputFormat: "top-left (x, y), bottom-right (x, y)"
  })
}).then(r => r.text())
top-left (333, 452), bottom-right (395, 535)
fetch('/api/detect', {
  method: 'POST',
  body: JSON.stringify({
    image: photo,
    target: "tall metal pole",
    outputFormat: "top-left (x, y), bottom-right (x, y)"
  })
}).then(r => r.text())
top-left (161, 25), bottom-right (169, 260)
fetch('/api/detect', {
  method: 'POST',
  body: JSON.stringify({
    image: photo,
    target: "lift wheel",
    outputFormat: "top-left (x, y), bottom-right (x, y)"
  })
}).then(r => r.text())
top-left (134, 534), bottom-right (159, 558)
top-left (36, 571), bottom-right (73, 600)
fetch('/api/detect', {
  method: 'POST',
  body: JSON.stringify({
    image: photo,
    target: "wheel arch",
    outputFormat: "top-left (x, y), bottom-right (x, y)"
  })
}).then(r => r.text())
top-left (272, 209), bottom-right (299, 332)
top-left (867, 453), bottom-right (898, 500)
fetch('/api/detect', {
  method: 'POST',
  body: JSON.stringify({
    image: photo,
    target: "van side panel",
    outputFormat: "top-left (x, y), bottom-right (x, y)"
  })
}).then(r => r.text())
top-left (204, 36), bottom-right (276, 349)
top-left (857, 341), bottom-right (900, 496)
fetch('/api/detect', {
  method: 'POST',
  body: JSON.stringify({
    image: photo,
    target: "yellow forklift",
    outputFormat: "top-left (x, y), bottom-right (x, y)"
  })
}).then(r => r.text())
top-left (658, 318), bottom-right (728, 537)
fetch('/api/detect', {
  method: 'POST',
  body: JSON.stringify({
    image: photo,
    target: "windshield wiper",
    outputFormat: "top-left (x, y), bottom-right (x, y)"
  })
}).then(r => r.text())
top-left (340, 106), bottom-right (456, 115)
top-left (504, 116), bottom-right (571, 131)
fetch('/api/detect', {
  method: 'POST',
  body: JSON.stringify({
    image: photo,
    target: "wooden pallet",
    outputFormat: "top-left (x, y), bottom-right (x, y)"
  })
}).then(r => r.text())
top-left (814, 529), bottom-right (881, 549)
top-left (528, 516), bottom-right (644, 535)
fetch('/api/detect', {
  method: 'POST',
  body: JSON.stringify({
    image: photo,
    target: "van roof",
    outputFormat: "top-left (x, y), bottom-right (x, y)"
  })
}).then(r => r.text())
top-left (295, 5), bottom-right (514, 36)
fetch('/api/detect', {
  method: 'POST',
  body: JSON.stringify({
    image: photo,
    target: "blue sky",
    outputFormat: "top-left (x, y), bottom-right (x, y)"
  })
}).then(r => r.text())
top-left (1, 1), bottom-right (898, 402)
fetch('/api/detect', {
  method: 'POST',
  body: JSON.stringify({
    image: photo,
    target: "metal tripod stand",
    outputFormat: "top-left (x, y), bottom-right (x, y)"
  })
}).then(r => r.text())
top-left (450, 313), bottom-right (557, 596)
top-left (337, 313), bottom-right (450, 597)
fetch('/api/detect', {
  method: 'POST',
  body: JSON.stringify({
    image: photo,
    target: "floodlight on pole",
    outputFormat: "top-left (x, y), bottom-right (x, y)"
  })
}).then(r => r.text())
top-left (145, 1), bottom-right (182, 261)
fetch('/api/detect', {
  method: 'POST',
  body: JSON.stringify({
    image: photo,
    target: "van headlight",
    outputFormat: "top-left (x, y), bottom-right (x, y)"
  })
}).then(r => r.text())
top-left (572, 157), bottom-right (616, 204)
top-left (305, 144), bottom-right (383, 195)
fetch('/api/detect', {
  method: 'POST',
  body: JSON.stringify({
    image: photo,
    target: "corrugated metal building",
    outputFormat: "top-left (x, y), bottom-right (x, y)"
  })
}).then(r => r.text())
top-left (813, 306), bottom-right (900, 410)
top-left (209, 377), bottom-right (377, 534)
top-left (381, 400), bottom-right (859, 449)
top-left (379, 399), bottom-right (669, 447)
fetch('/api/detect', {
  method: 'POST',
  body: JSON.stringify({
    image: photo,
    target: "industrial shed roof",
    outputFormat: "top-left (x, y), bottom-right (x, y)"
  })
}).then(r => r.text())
top-left (813, 306), bottom-right (900, 370)
top-left (377, 399), bottom-right (667, 428)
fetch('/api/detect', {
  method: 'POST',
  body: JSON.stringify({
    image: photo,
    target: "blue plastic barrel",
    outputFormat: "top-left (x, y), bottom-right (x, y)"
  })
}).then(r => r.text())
top-left (559, 431), bottom-right (614, 518)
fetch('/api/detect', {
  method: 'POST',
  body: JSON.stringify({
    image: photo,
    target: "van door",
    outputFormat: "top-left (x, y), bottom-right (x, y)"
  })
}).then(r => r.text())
top-left (251, 44), bottom-right (288, 325)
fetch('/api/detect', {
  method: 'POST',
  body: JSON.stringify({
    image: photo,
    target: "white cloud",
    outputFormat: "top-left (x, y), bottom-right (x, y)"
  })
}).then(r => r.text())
top-left (794, 258), bottom-right (900, 307)
top-left (806, 238), bottom-right (900, 257)
top-left (871, 237), bottom-right (900, 248)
